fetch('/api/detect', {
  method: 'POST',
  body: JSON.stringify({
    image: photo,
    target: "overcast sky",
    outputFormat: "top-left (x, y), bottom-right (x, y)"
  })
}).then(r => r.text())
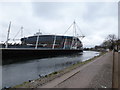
top-left (0, 1), bottom-right (118, 48)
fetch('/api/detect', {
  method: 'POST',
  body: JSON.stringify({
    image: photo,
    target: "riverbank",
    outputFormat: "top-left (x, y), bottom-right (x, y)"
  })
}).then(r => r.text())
top-left (41, 51), bottom-right (112, 88)
top-left (13, 51), bottom-right (106, 88)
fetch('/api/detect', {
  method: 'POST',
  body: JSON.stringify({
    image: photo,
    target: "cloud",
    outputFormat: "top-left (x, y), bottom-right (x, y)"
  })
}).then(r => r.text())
top-left (32, 2), bottom-right (63, 19)
top-left (0, 2), bottom-right (118, 47)
top-left (83, 2), bottom-right (117, 21)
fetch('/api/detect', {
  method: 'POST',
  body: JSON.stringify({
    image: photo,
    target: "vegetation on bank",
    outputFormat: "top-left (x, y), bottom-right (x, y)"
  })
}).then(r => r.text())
top-left (13, 51), bottom-right (106, 88)
top-left (84, 34), bottom-right (120, 52)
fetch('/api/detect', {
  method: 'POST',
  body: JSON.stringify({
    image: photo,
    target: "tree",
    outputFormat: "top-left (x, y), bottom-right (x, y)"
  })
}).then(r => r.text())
top-left (101, 34), bottom-right (117, 50)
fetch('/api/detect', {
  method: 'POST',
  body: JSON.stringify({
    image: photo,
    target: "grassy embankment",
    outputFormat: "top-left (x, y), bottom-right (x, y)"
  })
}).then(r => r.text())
top-left (13, 51), bottom-right (107, 88)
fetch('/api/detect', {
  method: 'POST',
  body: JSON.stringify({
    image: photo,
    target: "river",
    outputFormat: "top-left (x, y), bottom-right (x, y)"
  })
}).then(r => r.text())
top-left (2, 51), bottom-right (100, 88)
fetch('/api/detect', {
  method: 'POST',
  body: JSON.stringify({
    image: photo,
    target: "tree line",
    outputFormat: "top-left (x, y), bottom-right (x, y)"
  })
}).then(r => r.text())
top-left (96, 34), bottom-right (120, 51)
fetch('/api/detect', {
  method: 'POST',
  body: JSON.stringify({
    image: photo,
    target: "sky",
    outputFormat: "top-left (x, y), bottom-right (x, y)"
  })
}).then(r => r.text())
top-left (0, 1), bottom-right (118, 48)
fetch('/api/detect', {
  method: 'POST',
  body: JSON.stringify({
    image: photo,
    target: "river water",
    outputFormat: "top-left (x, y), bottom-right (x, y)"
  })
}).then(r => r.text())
top-left (2, 51), bottom-right (100, 88)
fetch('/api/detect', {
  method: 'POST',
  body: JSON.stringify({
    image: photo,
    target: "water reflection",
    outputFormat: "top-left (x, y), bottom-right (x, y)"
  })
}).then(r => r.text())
top-left (2, 51), bottom-right (100, 87)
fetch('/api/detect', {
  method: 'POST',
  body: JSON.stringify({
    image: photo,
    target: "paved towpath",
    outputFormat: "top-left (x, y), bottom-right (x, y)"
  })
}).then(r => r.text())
top-left (40, 51), bottom-right (113, 88)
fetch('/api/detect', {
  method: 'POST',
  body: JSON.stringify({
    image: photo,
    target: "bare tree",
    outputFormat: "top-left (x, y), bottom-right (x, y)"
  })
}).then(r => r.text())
top-left (106, 34), bottom-right (117, 43)
top-left (102, 34), bottom-right (117, 50)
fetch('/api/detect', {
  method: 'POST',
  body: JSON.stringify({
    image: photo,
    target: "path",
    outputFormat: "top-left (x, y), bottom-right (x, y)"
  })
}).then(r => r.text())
top-left (40, 51), bottom-right (113, 88)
